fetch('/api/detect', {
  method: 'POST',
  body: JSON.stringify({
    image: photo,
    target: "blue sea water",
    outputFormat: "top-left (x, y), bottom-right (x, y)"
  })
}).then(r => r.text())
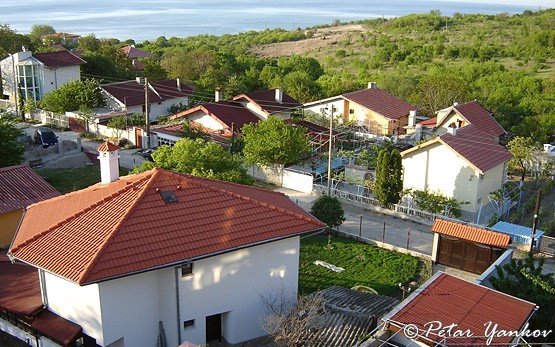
top-left (1, 0), bottom-right (552, 41)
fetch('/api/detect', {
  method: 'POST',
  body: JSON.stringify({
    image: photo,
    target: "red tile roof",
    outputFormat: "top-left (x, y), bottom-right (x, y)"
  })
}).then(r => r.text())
top-left (416, 117), bottom-right (437, 127)
top-left (389, 273), bottom-right (535, 346)
top-left (454, 101), bottom-right (506, 138)
top-left (432, 219), bottom-right (510, 248)
top-left (0, 165), bottom-right (61, 214)
top-left (0, 251), bottom-right (82, 346)
top-left (171, 101), bottom-right (261, 132)
top-left (33, 50), bottom-right (86, 68)
top-left (120, 45), bottom-right (153, 59)
top-left (342, 87), bottom-right (417, 120)
top-left (9, 168), bottom-right (325, 285)
top-left (233, 89), bottom-right (302, 115)
top-left (101, 80), bottom-right (194, 107)
top-left (438, 124), bottom-right (512, 172)
top-left (97, 141), bottom-right (120, 152)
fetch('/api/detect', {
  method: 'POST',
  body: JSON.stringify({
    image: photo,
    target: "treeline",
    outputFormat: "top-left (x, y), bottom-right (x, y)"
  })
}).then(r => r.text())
top-left (1, 9), bottom-right (554, 142)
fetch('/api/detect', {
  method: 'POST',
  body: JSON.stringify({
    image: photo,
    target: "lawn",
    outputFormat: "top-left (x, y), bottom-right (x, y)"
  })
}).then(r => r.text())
top-left (36, 165), bottom-right (130, 193)
top-left (299, 235), bottom-right (420, 296)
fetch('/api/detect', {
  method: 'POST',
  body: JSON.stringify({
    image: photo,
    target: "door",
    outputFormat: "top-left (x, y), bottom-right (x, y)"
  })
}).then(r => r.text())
top-left (206, 313), bottom-right (222, 343)
top-left (135, 128), bottom-right (143, 148)
top-left (438, 235), bottom-right (501, 274)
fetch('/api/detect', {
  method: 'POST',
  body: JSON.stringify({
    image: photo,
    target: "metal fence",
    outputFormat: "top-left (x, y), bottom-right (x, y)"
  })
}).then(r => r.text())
top-left (539, 236), bottom-right (555, 256)
top-left (0, 99), bottom-right (14, 109)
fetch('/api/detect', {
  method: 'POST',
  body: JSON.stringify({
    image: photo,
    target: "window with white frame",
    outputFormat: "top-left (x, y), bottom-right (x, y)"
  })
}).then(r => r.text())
top-left (17, 63), bottom-right (41, 102)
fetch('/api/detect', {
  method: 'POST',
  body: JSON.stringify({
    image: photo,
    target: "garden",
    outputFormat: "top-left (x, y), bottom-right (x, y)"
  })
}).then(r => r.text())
top-left (298, 234), bottom-right (420, 296)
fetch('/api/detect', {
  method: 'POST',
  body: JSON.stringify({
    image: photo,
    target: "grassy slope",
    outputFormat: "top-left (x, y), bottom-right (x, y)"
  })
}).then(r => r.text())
top-left (299, 235), bottom-right (419, 296)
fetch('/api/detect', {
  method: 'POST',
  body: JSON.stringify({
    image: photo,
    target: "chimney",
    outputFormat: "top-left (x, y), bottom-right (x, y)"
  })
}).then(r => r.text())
top-left (453, 102), bottom-right (459, 106)
top-left (176, 78), bottom-right (181, 92)
top-left (215, 87), bottom-right (222, 102)
top-left (447, 124), bottom-right (457, 136)
top-left (275, 88), bottom-right (283, 103)
top-left (136, 77), bottom-right (143, 84)
top-left (368, 82), bottom-right (377, 89)
top-left (408, 110), bottom-right (417, 127)
top-left (97, 142), bottom-right (120, 184)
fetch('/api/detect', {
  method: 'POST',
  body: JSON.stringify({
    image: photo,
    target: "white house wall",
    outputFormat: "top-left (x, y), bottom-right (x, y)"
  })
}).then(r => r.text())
top-left (178, 236), bottom-right (300, 344)
top-left (41, 65), bottom-right (80, 97)
top-left (43, 272), bottom-right (104, 345)
top-left (402, 142), bottom-right (480, 211)
top-left (303, 97), bottom-right (344, 118)
top-left (189, 111), bottom-right (225, 131)
top-left (476, 162), bottom-right (506, 208)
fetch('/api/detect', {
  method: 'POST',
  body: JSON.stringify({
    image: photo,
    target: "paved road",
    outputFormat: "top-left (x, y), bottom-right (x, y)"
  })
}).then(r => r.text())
top-left (276, 188), bottom-right (434, 256)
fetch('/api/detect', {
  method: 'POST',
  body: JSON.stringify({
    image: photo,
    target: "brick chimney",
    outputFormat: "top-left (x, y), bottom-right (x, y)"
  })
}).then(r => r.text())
top-left (97, 142), bottom-right (120, 184)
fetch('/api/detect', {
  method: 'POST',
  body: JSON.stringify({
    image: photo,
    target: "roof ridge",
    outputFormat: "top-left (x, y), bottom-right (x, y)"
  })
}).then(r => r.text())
top-left (0, 164), bottom-right (28, 172)
top-left (168, 171), bottom-right (323, 227)
top-left (10, 174), bottom-right (153, 255)
top-left (78, 170), bottom-right (160, 284)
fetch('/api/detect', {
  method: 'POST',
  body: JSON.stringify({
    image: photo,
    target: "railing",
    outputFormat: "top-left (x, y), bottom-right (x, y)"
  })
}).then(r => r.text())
top-left (539, 236), bottom-right (555, 256)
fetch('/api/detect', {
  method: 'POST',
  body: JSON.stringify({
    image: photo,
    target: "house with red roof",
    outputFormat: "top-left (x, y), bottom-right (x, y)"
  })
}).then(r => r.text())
top-left (401, 125), bottom-right (512, 213)
top-left (378, 272), bottom-right (536, 346)
top-left (8, 143), bottom-right (325, 346)
top-left (303, 82), bottom-right (418, 136)
top-left (1, 49), bottom-right (85, 103)
top-left (119, 45), bottom-right (154, 70)
top-left (232, 88), bottom-right (302, 119)
top-left (410, 100), bottom-right (507, 142)
top-left (100, 78), bottom-right (195, 122)
top-left (0, 165), bottom-right (60, 249)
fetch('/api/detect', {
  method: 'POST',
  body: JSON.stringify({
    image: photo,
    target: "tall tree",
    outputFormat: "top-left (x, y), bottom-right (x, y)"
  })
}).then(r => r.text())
top-left (242, 117), bottom-right (310, 166)
top-left (133, 138), bottom-right (252, 185)
top-left (29, 24), bottom-right (55, 43)
top-left (40, 79), bottom-right (105, 113)
top-left (0, 118), bottom-right (24, 167)
top-left (507, 136), bottom-right (538, 181)
top-left (374, 148), bottom-right (403, 207)
top-left (417, 67), bottom-right (469, 115)
top-left (0, 25), bottom-right (32, 57)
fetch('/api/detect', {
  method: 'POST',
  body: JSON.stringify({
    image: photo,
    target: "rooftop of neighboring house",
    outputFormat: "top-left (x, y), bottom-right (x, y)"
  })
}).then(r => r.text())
top-left (9, 168), bottom-right (325, 285)
top-left (383, 272), bottom-right (536, 346)
top-left (341, 83), bottom-right (417, 120)
top-left (120, 45), bottom-right (154, 59)
top-left (432, 219), bottom-right (511, 248)
top-left (420, 100), bottom-right (506, 138)
top-left (0, 251), bottom-right (83, 346)
top-left (154, 122), bottom-right (231, 145)
top-left (295, 286), bottom-right (399, 347)
top-left (171, 100), bottom-right (261, 132)
top-left (101, 79), bottom-right (195, 107)
top-left (0, 165), bottom-right (60, 215)
top-left (233, 88), bottom-right (302, 115)
top-left (32, 50), bottom-right (86, 68)
top-left (401, 124), bottom-right (512, 173)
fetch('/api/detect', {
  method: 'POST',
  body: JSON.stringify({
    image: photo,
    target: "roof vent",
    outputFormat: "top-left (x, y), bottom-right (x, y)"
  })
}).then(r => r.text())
top-left (160, 191), bottom-right (178, 203)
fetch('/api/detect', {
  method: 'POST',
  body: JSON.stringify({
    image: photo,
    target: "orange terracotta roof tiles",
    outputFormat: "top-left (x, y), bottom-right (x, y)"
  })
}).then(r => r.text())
top-left (388, 273), bottom-right (535, 346)
top-left (97, 141), bottom-right (120, 152)
top-left (0, 165), bottom-right (60, 214)
top-left (432, 219), bottom-right (510, 248)
top-left (10, 169), bottom-right (325, 285)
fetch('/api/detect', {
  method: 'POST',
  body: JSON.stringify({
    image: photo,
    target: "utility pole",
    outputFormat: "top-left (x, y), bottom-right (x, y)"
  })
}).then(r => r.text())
top-left (326, 105), bottom-right (334, 195)
top-left (529, 190), bottom-right (542, 253)
top-left (144, 77), bottom-right (150, 149)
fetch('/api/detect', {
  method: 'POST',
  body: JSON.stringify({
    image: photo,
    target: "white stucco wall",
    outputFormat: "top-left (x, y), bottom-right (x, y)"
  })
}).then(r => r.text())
top-left (178, 236), bottom-right (300, 345)
top-left (189, 111), bottom-right (225, 131)
top-left (43, 272), bottom-right (103, 344)
top-left (101, 93), bottom-right (189, 122)
top-left (303, 97), bottom-right (344, 119)
top-left (402, 142), bottom-right (480, 211)
top-left (476, 162), bottom-right (506, 207)
top-left (41, 65), bottom-right (80, 97)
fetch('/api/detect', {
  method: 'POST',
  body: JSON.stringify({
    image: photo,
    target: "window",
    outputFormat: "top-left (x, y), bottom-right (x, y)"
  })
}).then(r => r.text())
top-left (183, 319), bottom-right (195, 328)
top-left (349, 109), bottom-right (354, 115)
top-left (17, 63), bottom-right (41, 102)
top-left (160, 191), bottom-right (178, 203)
top-left (181, 263), bottom-right (193, 277)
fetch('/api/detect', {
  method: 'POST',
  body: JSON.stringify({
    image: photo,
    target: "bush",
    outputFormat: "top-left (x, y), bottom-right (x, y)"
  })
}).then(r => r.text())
top-left (310, 195), bottom-right (345, 229)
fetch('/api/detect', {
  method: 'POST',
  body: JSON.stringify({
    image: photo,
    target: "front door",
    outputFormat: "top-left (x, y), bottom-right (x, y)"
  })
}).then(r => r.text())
top-left (206, 313), bottom-right (222, 343)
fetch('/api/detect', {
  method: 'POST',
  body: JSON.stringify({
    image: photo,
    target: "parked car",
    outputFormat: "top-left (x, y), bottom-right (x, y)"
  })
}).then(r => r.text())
top-left (33, 127), bottom-right (58, 148)
top-left (141, 148), bottom-right (154, 162)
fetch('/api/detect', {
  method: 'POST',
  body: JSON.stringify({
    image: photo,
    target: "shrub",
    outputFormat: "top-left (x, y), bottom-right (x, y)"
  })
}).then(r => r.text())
top-left (310, 195), bottom-right (345, 229)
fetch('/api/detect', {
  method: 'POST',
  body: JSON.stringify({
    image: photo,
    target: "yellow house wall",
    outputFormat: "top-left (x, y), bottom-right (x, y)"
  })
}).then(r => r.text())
top-left (344, 101), bottom-right (390, 135)
top-left (436, 112), bottom-right (468, 136)
top-left (402, 143), bottom-right (480, 211)
top-left (0, 209), bottom-right (23, 248)
top-left (476, 162), bottom-right (506, 208)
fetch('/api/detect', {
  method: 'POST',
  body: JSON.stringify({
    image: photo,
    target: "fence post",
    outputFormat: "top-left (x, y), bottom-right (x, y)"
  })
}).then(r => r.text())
top-left (359, 215), bottom-right (362, 238)
top-left (382, 222), bottom-right (386, 245)
top-left (407, 227), bottom-right (411, 250)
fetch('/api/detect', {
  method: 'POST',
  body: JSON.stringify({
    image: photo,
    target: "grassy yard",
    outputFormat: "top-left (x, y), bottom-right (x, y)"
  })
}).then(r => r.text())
top-left (299, 235), bottom-right (419, 296)
top-left (36, 165), bottom-right (130, 193)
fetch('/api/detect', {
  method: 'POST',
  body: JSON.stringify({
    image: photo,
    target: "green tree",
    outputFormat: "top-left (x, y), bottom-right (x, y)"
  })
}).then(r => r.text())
top-left (78, 34), bottom-right (101, 52)
top-left (0, 25), bottom-right (32, 56)
top-left (133, 138), bottom-right (252, 185)
top-left (490, 254), bottom-right (555, 341)
top-left (0, 119), bottom-right (24, 167)
top-left (40, 79), bottom-right (105, 113)
top-left (416, 67), bottom-right (469, 115)
top-left (107, 115), bottom-right (128, 139)
top-left (139, 57), bottom-right (167, 80)
top-left (374, 148), bottom-right (403, 207)
top-left (242, 117), bottom-right (310, 166)
top-left (310, 195), bottom-right (345, 229)
top-left (507, 136), bottom-right (538, 181)
top-left (29, 24), bottom-right (55, 42)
